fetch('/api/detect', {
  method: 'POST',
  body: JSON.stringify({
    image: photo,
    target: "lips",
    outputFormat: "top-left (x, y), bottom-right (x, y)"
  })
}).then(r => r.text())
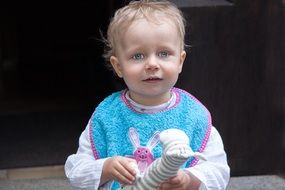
top-left (143, 77), bottom-right (162, 82)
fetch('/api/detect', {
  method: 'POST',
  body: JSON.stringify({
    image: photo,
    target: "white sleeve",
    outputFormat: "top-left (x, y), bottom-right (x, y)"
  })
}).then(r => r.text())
top-left (64, 124), bottom-right (112, 190)
top-left (185, 127), bottom-right (230, 190)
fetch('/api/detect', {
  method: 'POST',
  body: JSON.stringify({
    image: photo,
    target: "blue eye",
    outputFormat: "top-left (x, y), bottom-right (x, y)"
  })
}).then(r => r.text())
top-left (132, 53), bottom-right (144, 60)
top-left (158, 51), bottom-right (168, 57)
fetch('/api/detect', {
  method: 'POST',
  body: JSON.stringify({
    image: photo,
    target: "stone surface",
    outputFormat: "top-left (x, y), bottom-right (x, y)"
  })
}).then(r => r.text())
top-left (0, 177), bottom-right (71, 190)
top-left (0, 175), bottom-right (285, 190)
top-left (227, 175), bottom-right (285, 190)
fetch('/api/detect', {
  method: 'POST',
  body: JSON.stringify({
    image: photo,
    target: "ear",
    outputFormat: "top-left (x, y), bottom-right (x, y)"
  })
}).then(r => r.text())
top-left (110, 56), bottom-right (123, 78)
top-left (178, 50), bottom-right (186, 73)
top-left (128, 127), bottom-right (141, 148)
top-left (146, 131), bottom-right (160, 151)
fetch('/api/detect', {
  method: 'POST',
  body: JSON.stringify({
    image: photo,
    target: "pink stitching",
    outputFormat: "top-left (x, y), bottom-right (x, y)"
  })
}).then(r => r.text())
top-left (189, 125), bottom-right (212, 167)
top-left (120, 88), bottom-right (180, 114)
top-left (121, 89), bottom-right (134, 111)
top-left (176, 88), bottom-right (212, 167)
top-left (89, 119), bottom-right (100, 159)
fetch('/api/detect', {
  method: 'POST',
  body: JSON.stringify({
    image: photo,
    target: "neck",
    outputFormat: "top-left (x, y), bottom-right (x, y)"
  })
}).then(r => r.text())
top-left (125, 90), bottom-right (176, 113)
top-left (128, 91), bottom-right (172, 106)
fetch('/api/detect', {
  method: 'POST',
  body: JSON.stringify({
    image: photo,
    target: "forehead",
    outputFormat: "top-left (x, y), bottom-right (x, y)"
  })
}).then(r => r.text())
top-left (128, 17), bottom-right (177, 33)
top-left (118, 16), bottom-right (180, 42)
top-left (124, 11), bottom-right (177, 31)
top-left (124, 18), bottom-right (178, 42)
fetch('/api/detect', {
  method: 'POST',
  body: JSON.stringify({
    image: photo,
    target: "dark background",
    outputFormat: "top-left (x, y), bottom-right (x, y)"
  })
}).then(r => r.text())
top-left (0, 0), bottom-right (284, 177)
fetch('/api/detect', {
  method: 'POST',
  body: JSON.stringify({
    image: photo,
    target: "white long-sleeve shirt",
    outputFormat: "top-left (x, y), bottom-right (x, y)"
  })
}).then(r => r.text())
top-left (65, 91), bottom-right (230, 190)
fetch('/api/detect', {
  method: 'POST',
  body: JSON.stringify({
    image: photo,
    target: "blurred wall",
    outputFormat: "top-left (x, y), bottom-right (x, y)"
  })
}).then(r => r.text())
top-left (175, 0), bottom-right (285, 176)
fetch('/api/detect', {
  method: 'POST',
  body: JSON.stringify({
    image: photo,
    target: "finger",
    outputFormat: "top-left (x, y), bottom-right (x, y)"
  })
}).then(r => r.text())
top-left (167, 176), bottom-right (181, 184)
top-left (119, 158), bottom-right (138, 175)
top-left (112, 169), bottom-right (134, 185)
top-left (114, 162), bottom-right (136, 182)
top-left (160, 182), bottom-right (181, 190)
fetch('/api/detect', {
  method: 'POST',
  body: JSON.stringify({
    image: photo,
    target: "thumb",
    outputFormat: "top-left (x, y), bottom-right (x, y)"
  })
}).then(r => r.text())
top-left (167, 175), bottom-right (180, 184)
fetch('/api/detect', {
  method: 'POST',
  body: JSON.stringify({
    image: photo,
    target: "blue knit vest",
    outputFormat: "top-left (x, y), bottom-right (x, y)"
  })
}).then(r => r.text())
top-left (89, 88), bottom-right (212, 189)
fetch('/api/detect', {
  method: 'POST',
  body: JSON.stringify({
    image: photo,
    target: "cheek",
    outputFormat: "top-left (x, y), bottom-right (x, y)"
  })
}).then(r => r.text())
top-left (164, 64), bottom-right (181, 76)
top-left (122, 65), bottom-right (142, 77)
top-left (121, 68), bottom-right (141, 86)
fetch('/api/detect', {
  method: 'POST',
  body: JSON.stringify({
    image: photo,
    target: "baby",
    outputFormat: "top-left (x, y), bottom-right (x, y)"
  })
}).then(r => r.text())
top-left (64, 1), bottom-right (230, 189)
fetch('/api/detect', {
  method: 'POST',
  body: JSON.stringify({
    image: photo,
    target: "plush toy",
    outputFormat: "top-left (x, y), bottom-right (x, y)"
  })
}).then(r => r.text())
top-left (122, 128), bottom-right (206, 190)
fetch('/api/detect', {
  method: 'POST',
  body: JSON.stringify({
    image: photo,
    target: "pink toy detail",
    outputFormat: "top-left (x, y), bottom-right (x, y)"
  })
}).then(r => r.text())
top-left (128, 127), bottom-right (160, 173)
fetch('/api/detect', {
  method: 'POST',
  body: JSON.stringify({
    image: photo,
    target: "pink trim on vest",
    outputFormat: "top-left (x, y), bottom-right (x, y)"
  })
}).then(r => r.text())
top-left (176, 88), bottom-right (212, 167)
top-left (89, 119), bottom-right (100, 159)
top-left (189, 125), bottom-right (212, 167)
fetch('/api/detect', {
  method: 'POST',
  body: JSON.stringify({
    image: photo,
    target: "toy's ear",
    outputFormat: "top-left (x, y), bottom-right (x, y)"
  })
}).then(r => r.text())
top-left (147, 131), bottom-right (160, 151)
top-left (128, 127), bottom-right (140, 148)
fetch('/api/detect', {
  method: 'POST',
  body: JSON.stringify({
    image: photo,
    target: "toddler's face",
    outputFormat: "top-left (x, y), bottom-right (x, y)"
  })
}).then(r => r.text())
top-left (111, 18), bottom-right (186, 106)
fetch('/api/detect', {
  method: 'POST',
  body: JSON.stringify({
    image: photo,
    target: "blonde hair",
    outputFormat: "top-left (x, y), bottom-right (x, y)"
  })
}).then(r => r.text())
top-left (103, 0), bottom-right (186, 66)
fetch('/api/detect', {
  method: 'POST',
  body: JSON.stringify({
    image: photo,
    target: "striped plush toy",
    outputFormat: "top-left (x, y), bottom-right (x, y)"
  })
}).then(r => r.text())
top-left (122, 128), bottom-right (206, 190)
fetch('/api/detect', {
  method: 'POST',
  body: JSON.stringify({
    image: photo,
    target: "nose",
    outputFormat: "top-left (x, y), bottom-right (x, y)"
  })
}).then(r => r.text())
top-left (145, 55), bottom-right (159, 71)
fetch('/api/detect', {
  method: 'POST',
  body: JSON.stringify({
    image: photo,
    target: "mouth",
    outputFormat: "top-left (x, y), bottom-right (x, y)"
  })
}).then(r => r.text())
top-left (143, 77), bottom-right (162, 82)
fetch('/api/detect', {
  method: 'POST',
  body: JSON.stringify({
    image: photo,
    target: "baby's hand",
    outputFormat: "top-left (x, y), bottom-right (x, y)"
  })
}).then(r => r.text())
top-left (157, 170), bottom-right (190, 190)
top-left (103, 156), bottom-right (137, 185)
top-left (121, 162), bottom-right (140, 190)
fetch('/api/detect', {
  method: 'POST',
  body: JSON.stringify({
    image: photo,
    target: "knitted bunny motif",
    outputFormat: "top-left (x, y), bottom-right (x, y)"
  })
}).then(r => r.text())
top-left (122, 128), bottom-right (207, 190)
top-left (128, 127), bottom-right (160, 173)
